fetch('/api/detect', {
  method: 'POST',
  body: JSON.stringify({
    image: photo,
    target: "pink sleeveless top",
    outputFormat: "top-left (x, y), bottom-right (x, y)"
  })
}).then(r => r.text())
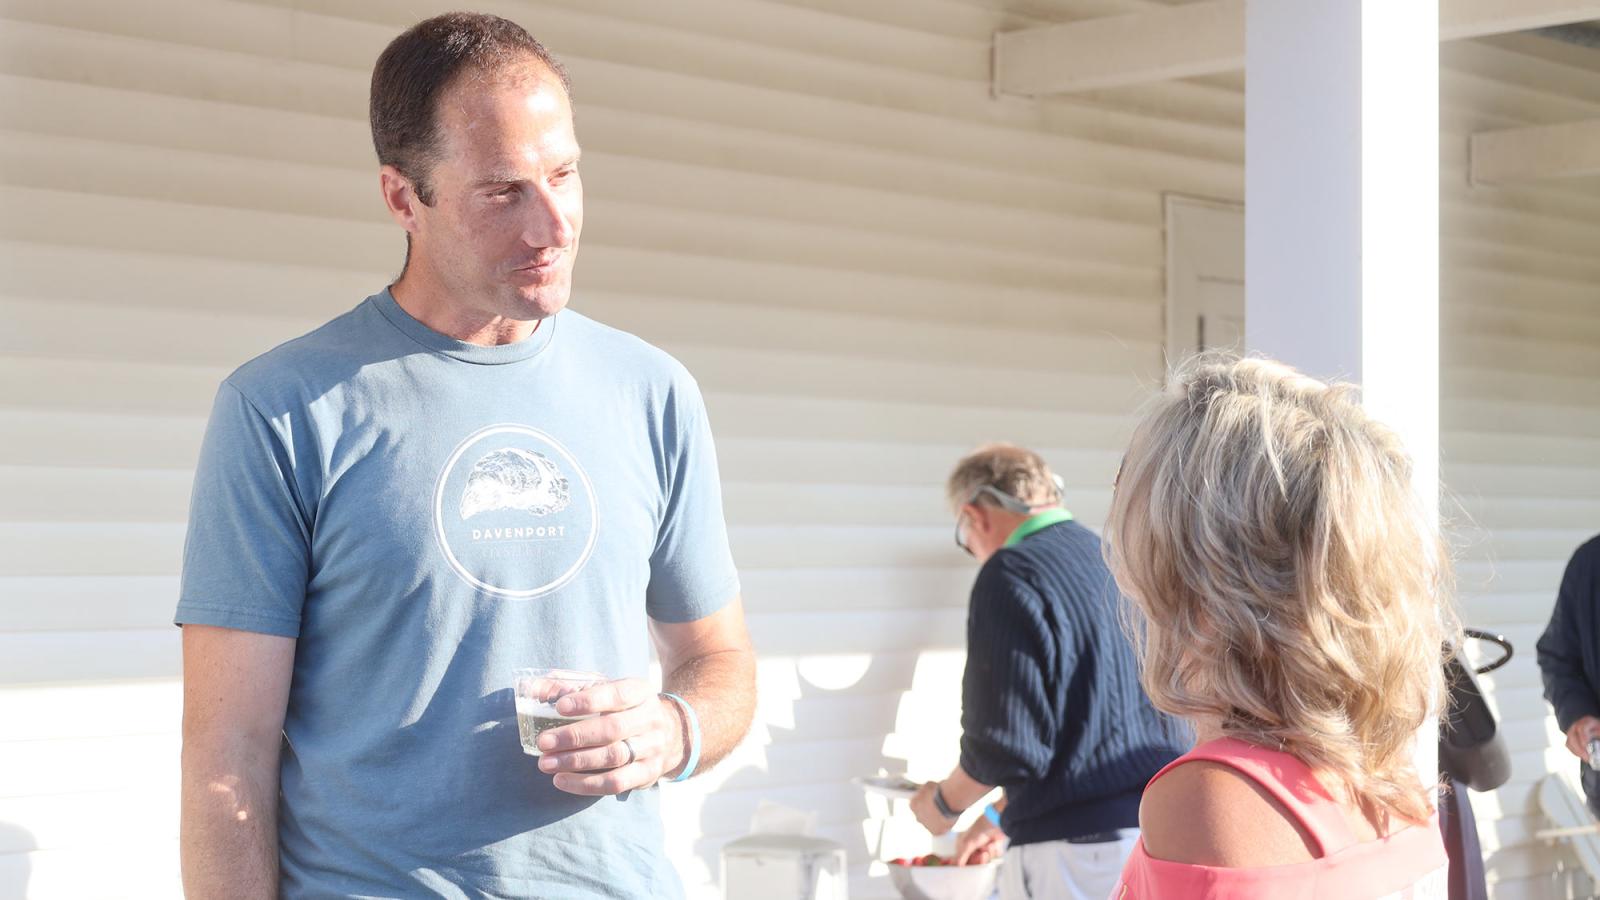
top-left (1114, 738), bottom-right (1448, 900)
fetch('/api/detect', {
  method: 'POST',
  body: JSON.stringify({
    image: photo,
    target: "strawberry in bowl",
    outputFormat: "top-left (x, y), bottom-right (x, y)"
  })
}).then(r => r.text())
top-left (887, 854), bottom-right (1000, 900)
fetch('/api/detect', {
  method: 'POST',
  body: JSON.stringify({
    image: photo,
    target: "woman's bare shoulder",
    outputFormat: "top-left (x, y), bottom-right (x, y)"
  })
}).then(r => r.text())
top-left (1139, 760), bottom-right (1321, 868)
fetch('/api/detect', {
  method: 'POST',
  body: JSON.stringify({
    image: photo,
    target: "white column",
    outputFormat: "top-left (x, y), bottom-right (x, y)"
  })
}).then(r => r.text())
top-left (1245, 0), bottom-right (1439, 516)
top-left (1244, 0), bottom-right (1441, 789)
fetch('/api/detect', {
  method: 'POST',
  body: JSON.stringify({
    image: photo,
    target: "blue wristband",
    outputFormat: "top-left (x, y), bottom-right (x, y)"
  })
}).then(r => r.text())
top-left (660, 692), bottom-right (701, 783)
top-left (983, 804), bottom-right (1003, 829)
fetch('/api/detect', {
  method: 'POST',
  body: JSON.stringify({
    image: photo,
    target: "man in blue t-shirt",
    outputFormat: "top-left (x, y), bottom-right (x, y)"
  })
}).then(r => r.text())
top-left (175, 14), bottom-right (755, 898)
top-left (910, 444), bottom-right (1185, 900)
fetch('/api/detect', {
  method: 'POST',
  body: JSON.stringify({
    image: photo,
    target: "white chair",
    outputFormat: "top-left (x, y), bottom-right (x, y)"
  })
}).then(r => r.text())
top-left (1536, 772), bottom-right (1600, 888)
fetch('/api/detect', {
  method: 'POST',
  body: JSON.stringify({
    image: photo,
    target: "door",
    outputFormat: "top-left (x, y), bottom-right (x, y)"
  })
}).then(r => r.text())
top-left (1165, 195), bottom-right (1245, 368)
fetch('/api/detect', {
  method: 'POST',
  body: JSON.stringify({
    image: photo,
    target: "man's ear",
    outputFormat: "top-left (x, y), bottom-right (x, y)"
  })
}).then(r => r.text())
top-left (378, 165), bottom-right (423, 235)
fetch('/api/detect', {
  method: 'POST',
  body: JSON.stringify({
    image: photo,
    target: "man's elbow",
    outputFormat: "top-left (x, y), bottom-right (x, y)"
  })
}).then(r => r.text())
top-left (184, 706), bottom-right (289, 772)
top-left (729, 648), bottom-right (758, 722)
top-left (181, 721), bottom-right (284, 806)
top-left (959, 742), bottom-right (1046, 788)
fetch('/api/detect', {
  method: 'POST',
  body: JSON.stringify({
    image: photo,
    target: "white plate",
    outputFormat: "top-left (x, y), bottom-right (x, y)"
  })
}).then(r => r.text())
top-left (853, 775), bottom-right (921, 800)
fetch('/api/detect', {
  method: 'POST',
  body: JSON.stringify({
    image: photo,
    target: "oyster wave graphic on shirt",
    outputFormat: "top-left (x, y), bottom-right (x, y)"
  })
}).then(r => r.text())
top-left (459, 448), bottom-right (573, 520)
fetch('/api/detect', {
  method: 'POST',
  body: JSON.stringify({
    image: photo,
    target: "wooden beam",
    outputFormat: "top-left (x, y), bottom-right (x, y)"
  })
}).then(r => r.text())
top-left (1441, 0), bottom-right (1600, 40)
top-left (995, 0), bottom-right (1600, 96)
top-left (1471, 118), bottom-right (1600, 183)
top-left (993, 0), bottom-right (1243, 97)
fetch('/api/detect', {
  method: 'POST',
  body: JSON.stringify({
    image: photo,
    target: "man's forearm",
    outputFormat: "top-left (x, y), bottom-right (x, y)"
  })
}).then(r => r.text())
top-left (941, 764), bottom-right (995, 813)
top-left (662, 646), bottom-right (756, 775)
top-left (1538, 644), bottom-right (1600, 733)
top-left (180, 743), bottom-right (280, 899)
top-left (1551, 685), bottom-right (1600, 735)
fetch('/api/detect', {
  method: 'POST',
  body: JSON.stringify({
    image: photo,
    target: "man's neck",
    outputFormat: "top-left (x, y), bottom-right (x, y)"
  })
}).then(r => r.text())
top-left (391, 271), bottom-right (541, 347)
top-left (992, 511), bottom-right (1032, 539)
top-left (1004, 503), bottom-right (1063, 530)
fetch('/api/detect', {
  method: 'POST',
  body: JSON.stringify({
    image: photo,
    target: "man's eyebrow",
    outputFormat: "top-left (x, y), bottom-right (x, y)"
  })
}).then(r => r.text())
top-left (473, 155), bottom-right (582, 188)
top-left (474, 173), bottom-right (525, 187)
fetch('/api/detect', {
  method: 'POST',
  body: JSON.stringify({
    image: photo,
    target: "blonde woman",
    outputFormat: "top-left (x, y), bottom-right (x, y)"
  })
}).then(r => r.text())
top-left (1104, 356), bottom-right (1451, 899)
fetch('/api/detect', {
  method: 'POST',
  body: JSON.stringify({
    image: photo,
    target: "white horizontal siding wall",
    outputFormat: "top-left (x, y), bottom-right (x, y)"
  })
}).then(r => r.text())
top-left (0, 0), bottom-right (1595, 898)
top-left (0, 1), bottom-right (1186, 895)
top-left (1437, 36), bottom-right (1600, 900)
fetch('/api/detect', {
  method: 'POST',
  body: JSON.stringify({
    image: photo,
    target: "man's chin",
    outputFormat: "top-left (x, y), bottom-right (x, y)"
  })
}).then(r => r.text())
top-left (508, 286), bottom-right (570, 321)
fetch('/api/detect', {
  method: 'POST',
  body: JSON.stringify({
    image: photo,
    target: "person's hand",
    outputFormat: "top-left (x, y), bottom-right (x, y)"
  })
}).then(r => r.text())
top-left (536, 678), bottom-right (687, 795)
top-left (955, 814), bottom-right (1006, 865)
top-left (910, 781), bottom-right (957, 836)
top-left (1566, 716), bottom-right (1600, 763)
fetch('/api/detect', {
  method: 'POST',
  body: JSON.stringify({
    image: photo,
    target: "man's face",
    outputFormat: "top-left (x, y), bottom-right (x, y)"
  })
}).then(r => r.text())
top-left (412, 67), bottom-right (583, 320)
top-left (955, 503), bottom-right (1007, 563)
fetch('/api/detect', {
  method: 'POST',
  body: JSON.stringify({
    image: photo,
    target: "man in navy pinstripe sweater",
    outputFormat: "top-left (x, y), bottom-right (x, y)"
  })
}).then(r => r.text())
top-left (910, 444), bottom-right (1187, 900)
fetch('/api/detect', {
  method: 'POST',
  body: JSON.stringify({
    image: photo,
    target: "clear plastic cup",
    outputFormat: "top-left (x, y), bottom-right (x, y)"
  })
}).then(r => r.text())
top-left (512, 668), bottom-right (606, 757)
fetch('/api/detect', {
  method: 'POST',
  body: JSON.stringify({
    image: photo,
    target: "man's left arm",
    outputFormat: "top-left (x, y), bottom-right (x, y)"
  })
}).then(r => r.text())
top-left (913, 563), bottom-right (1057, 834)
top-left (654, 598), bottom-right (758, 775)
top-left (536, 598), bottom-right (755, 793)
top-left (540, 369), bottom-right (753, 793)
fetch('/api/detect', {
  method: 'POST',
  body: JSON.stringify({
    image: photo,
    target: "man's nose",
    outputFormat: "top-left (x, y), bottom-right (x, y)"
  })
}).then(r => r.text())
top-left (524, 185), bottom-right (575, 249)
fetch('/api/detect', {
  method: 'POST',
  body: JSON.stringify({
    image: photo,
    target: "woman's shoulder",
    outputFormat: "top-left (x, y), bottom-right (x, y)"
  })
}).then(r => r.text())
top-left (1128, 739), bottom-right (1449, 898)
top-left (1140, 755), bottom-right (1322, 868)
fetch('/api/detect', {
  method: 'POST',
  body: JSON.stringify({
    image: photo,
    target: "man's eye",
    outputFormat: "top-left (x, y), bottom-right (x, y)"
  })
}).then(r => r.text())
top-left (552, 168), bottom-right (577, 183)
top-left (491, 185), bottom-right (520, 198)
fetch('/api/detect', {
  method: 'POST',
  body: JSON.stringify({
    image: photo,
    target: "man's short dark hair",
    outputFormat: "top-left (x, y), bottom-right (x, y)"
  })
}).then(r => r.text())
top-left (370, 12), bottom-right (570, 206)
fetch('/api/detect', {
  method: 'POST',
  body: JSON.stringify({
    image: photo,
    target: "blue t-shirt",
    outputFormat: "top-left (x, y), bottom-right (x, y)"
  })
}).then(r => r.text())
top-left (175, 288), bottom-right (740, 898)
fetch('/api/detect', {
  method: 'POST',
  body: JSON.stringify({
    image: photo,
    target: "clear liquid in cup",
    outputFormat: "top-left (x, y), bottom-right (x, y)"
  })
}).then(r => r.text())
top-left (512, 667), bottom-right (605, 757)
top-left (515, 696), bottom-right (591, 757)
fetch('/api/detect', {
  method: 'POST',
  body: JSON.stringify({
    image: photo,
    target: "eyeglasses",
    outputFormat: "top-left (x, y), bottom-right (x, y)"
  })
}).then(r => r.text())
top-left (952, 485), bottom-right (1042, 557)
top-left (954, 507), bottom-right (974, 557)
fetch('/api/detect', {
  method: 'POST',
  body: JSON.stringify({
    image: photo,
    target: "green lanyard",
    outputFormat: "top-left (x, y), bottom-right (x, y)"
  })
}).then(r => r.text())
top-left (1003, 508), bottom-right (1074, 548)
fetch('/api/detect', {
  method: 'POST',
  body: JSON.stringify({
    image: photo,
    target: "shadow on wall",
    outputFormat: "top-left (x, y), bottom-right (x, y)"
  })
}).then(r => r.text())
top-left (698, 651), bottom-right (928, 893)
top-left (0, 821), bottom-right (35, 897)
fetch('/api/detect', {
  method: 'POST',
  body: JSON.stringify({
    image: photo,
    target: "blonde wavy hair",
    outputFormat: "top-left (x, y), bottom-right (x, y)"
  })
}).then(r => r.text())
top-left (1103, 354), bottom-right (1454, 827)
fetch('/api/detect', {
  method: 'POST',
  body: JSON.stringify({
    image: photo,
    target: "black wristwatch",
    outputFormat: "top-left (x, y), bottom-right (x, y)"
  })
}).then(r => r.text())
top-left (931, 784), bottom-right (962, 820)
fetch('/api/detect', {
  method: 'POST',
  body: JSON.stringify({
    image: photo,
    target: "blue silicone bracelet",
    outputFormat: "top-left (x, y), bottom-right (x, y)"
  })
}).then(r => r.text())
top-left (660, 692), bottom-right (701, 783)
top-left (983, 804), bottom-right (1003, 828)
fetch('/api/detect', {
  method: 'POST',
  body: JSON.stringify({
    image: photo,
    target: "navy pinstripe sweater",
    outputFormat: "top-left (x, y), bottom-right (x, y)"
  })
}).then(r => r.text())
top-left (959, 519), bottom-right (1189, 845)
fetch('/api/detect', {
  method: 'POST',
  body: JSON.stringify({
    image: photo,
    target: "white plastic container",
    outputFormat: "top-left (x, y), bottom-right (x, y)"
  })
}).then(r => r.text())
top-left (721, 833), bottom-right (849, 900)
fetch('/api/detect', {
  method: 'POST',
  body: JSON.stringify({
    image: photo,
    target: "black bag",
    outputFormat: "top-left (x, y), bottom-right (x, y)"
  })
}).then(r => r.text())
top-left (1438, 629), bottom-right (1513, 793)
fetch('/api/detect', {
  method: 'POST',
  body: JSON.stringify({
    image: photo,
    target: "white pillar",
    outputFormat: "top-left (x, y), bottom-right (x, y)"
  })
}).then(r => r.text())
top-left (1245, 0), bottom-right (1441, 789)
top-left (1244, 0), bottom-right (1439, 515)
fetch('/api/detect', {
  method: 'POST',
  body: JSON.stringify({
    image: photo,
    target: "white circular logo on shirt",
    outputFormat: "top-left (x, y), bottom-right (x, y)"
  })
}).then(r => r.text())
top-left (433, 424), bottom-right (598, 599)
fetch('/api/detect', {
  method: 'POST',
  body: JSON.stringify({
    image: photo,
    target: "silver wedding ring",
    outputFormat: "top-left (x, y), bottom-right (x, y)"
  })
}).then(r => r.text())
top-left (620, 737), bottom-right (638, 767)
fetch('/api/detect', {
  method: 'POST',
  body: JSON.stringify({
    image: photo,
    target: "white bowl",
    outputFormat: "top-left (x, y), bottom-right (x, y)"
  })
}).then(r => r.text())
top-left (887, 860), bottom-right (1000, 900)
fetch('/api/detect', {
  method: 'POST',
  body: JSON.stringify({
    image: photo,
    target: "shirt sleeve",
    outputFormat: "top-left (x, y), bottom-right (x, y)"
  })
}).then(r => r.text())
top-left (1538, 540), bottom-right (1600, 733)
top-left (645, 373), bottom-right (740, 624)
top-left (959, 557), bottom-right (1060, 786)
top-left (174, 381), bottom-right (312, 638)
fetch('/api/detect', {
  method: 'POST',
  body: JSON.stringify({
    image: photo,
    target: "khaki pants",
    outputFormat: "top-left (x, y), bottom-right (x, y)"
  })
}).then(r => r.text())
top-left (998, 830), bottom-right (1139, 900)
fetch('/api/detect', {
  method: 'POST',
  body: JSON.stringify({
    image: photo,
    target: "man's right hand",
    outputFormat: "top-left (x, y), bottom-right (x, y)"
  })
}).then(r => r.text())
top-left (954, 815), bottom-right (1006, 865)
top-left (1566, 716), bottom-right (1600, 762)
